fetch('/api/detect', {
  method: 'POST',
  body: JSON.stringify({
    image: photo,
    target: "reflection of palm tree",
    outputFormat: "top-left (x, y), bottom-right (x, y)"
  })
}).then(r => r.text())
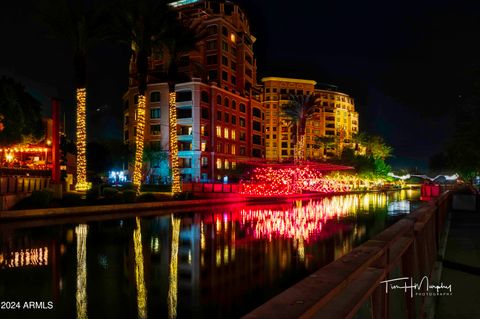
top-left (39, 0), bottom-right (108, 190)
top-left (75, 224), bottom-right (88, 319)
top-left (168, 217), bottom-right (181, 319)
top-left (133, 217), bottom-right (147, 319)
top-left (281, 94), bottom-right (320, 162)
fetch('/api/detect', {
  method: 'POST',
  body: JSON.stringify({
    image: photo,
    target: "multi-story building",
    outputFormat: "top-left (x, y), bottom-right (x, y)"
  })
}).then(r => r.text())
top-left (123, 0), bottom-right (265, 183)
top-left (262, 77), bottom-right (359, 161)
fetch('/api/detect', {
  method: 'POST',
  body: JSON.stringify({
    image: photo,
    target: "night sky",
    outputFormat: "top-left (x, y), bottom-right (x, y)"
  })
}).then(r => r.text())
top-left (2, 0), bottom-right (480, 171)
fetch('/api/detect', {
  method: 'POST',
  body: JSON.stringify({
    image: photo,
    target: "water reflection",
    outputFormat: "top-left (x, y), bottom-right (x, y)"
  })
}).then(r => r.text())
top-left (168, 217), bottom-right (180, 319)
top-left (0, 190), bottom-right (420, 319)
top-left (133, 217), bottom-right (147, 319)
top-left (76, 224), bottom-right (88, 319)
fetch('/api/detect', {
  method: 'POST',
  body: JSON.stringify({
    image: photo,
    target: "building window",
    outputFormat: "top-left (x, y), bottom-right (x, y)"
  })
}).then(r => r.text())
top-left (224, 128), bottom-right (229, 139)
top-left (201, 91), bottom-right (209, 103)
top-left (208, 70), bottom-right (218, 81)
top-left (231, 145), bottom-right (236, 155)
top-left (253, 121), bottom-right (261, 131)
top-left (177, 108), bottom-right (192, 119)
top-left (240, 132), bottom-right (246, 141)
top-left (216, 126), bottom-right (221, 137)
top-left (225, 159), bottom-right (230, 170)
top-left (201, 157), bottom-right (208, 167)
top-left (240, 147), bottom-right (246, 155)
top-left (231, 115), bottom-right (236, 125)
top-left (150, 125), bottom-right (161, 136)
top-left (217, 111), bottom-right (222, 121)
top-left (231, 100), bottom-right (236, 109)
top-left (207, 25), bottom-right (217, 35)
top-left (239, 117), bottom-right (246, 127)
top-left (230, 33), bottom-right (236, 43)
top-left (222, 71), bottom-right (228, 81)
top-left (253, 107), bottom-right (261, 118)
top-left (239, 103), bottom-right (246, 113)
top-left (231, 76), bottom-right (236, 85)
top-left (216, 158), bottom-right (222, 169)
top-left (224, 113), bottom-right (229, 122)
top-left (253, 135), bottom-right (261, 145)
top-left (201, 141), bottom-right (207, 152)
top-left (231, 130), bottom-right (236, 140)
top-left (207, 40), bottom-right (217, 50)
top-left (207, 55), bottom-right (218, 65)
top-left (150, 91), bottom-right (161, 102)
top-left (216, 142), bottom-right (222, 153)
top-left (222, 26), bottom-right (228, 36)
top-left (150, 108), bottom-right (161, 119)
top-left (222, 41), bottom-right (228, 51)
top-left (232, 161), bottom-right (236, 170)
top-left (222, 55), bottom-right (228, 66)
top-left (231, 61), bottom-right (236, 71)
top-left (201, 108), bottom-right (209, 119)
top-left (217, 95), bottom-right (222, 105)
top-left (176, 90), bottom-right (192, 102)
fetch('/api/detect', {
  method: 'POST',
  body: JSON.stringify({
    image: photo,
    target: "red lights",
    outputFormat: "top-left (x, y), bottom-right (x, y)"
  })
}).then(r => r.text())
top-left (239, 166), bottom-right (360, 196)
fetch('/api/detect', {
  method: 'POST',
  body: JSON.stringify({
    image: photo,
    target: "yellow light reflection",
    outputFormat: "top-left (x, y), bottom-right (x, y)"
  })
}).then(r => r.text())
top-left (76, 224), bottom-right (88, 319)
top-left (133, 217), bottom-right (147, 319)
top-left (168, 217), bottom-right (180, 319)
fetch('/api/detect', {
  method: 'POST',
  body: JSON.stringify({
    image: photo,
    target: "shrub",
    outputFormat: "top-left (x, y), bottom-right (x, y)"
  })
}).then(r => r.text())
top-left (61, 193), bottom-right (84, 207)
top-left (30, 189), bottom-right (54, 208)
top-left (123, 190), bottom-right (137, 203)
top-left (86, 186), bottom-right (100, 202)
top-left (173, 192), bottom-right (193, 200)
top-left (137, 192), bottom-right (157, 202)
top-left (103, 187), bottom-right (123, 203)
top-left (103, 187), bottom-right (119, 199)
top-left (120, 183), bottom-right (136, 191)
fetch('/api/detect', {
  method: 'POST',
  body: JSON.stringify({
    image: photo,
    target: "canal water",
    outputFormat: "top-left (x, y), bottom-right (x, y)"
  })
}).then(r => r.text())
top-left (0, 190), bottom-right (421, 319)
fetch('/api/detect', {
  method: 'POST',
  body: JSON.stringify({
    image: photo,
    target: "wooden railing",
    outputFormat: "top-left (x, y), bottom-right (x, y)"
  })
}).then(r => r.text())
top-left (243, 191), bottom-right (452, 319)
top-left (0, 176), bottom-right (51, 195)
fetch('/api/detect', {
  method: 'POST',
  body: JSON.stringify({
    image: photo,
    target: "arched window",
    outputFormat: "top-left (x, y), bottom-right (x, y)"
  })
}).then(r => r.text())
top-left (150, 91), bottom-right (161, 102)
top-left (224, 97), bottom-right (230, 107)
top-left (201, 91), bottom-right (209, 103)
top-left (217, 95), bottom-right (222, 105)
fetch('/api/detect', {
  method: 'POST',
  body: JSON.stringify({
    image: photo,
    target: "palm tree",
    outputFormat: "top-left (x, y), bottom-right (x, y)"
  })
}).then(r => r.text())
top-left (353, 132), bottom-right (393, 160)
top-left (160, 16), bottom-right (206, 195)
top-left (38, 0), bottom-right (109, 191)
top-left (281, 94), bottom-right (320, 162)
top-left (314, 136), bottom-right (337, 158)
top-left (110, 0), bottom-right (176, 193)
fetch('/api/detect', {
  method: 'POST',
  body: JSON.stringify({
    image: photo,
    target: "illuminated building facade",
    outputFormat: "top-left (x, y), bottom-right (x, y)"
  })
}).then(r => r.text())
top-left (262, 77), bottom-right (359, 161)
top-left (124, 0), bottom-right (264, 183)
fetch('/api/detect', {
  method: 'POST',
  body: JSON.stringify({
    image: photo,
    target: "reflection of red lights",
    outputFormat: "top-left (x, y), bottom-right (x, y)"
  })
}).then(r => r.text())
top-left (239, 166), bottom-right (363, 196)
top-left (240, 197), bottom-right (358, 242)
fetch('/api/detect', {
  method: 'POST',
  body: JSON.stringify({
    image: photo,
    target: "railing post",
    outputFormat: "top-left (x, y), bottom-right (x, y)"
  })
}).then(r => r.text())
top-left (372, 285), bottom-right (388, 319)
